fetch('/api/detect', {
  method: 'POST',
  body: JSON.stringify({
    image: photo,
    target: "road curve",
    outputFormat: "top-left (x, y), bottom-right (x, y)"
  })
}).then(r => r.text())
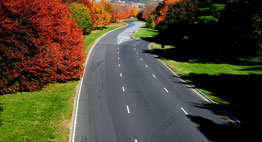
top-left (73, 21), bottom-right (257, 142)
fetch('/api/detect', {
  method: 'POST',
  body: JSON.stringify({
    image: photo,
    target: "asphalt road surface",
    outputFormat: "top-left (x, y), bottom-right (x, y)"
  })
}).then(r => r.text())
top-left (73, 21), bottom-right (258, 142)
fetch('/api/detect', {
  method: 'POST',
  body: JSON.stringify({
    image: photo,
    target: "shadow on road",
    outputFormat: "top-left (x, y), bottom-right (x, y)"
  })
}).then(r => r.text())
top-left (187, 115), bottom-right (258, 142)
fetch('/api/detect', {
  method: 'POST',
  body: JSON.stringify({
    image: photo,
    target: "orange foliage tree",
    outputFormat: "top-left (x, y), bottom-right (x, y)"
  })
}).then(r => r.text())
top-left (91, 1), bottom-right (111, 27)
top-left (132, 5), bottom-right (139, 17)
top-left (81, 0), bottom-right (111, 27)
top-left (101, 0), bottom-right (115, 22)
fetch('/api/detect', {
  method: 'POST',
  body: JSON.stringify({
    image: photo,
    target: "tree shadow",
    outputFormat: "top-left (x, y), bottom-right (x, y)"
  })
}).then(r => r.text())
top-left (142, 37), bottom-right (262, 66)
top-left (187, 115), bottom-right (259, 142)
top-left (95, 26), bottom-right (107, 30)
top-left (182, 73), bottom-right (262, 140)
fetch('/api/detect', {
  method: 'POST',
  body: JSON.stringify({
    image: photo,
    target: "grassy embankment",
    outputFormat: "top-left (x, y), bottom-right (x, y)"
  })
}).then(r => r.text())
top-left (0, 22), bottom-right (126, 142)
top-left (134, 27), bottom-right (262, 130)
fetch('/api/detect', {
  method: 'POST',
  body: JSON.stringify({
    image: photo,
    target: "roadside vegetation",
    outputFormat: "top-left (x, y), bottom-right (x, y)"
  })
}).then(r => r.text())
top-left (0, 21), bottom-right (126, 142)
top-left (133, 27), bottom-right (158, 39)
top-left (0, 82), bottom-right (78, 142)
top-left (0, 0), bottom-right (130, 141)
top-left (136, 0), bottom-right (262, 135)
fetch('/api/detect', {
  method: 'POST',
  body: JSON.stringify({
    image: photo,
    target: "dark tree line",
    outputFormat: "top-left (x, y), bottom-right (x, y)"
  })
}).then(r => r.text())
top-left (157, 0), bottom-right (262, 58)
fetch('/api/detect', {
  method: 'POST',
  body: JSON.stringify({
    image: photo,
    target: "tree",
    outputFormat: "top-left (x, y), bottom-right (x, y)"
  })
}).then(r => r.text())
top-left (142, 1), bottom-right (158, 20)
top-left (221, 0), bottom-right (262, 56)
top-left (101, 0), bottom-right (116, 23)
top-left (69, 2), bottom-right (93, 34)
top-left (88, 1), bottom-right (111, 27)
top-left (157, 0), bottom-right (196, 44)
top-left (133, 5), bottom-right (139, 17)
top-left (155, 0), bottom-right (181, 24)
top-left (0, 0), bottom-right (84, 94)
top-left (146, 14), bottom-right (157, 28)
top-left (113, 2), bottom-right (134, 20)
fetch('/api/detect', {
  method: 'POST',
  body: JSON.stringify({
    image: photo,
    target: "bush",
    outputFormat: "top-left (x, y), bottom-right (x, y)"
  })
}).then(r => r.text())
top-left (0, 0), bottom-right (84, 95)
top-left (146, 15), bottom-right (157, 28)
top-left (69, 2), bottom-right (93, 34)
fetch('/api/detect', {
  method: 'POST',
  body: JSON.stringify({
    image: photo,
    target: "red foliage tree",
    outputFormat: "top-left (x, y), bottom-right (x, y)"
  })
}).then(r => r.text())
top-left (0, 0), bottom-right (84, 94)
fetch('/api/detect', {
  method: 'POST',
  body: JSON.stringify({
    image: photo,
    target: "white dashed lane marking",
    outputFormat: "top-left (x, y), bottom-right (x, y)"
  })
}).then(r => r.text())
top-left (126, 105), bottom-right (130, 114)
top-left (181, 107), bottom-right (188, 115)
top-left (164, 87), bottom-right (169, 93)
top-left (152, 74), bottom-right (156, 78)
top-left (122, 86), bottom-right (125, 92)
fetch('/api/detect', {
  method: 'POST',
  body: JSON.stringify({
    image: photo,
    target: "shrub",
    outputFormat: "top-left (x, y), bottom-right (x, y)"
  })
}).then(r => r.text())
top-left (69, 2), bottom-right (93, 34)
top-left (146, 15), bottom-right (157, 28)
top-left (0, 0), bottom-right (84, 95)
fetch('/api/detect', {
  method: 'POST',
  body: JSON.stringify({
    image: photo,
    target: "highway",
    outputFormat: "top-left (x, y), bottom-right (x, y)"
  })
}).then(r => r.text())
top-left (72, 21), bottom-right (256, 142)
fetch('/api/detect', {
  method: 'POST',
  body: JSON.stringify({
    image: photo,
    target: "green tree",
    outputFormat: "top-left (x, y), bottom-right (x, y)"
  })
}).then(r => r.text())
top-left (146, 14), bottom-right (157, 28)
top-left (157, 0), bottom-right (196, 43)
top-left (69, 3), bottom-right (93, 34)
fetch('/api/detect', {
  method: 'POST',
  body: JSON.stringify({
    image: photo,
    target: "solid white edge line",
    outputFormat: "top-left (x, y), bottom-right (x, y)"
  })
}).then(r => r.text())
top-left (71, 23), bottom-right (128, 142)
top-left (126, 105), bottom-right (130, 114)
top-left (181, 107), bottom-right (188, 115)
top-left (164, 87), bottom-right (169, 93)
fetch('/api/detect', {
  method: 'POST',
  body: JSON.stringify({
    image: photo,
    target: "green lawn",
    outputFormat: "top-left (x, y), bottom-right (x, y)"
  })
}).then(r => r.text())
top-left (0, 82), bottom-right (78, 142)
top-left (0, 22), bottom-right (127, 142)
top-left (133, 27), bottom-right (158, 39)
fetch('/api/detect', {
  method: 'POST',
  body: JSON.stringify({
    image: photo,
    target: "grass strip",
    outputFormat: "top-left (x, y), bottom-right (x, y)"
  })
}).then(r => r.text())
top-left (133, 27), bottom-right (158, 39)
top-left (0, 82), bottom-right (78, 142)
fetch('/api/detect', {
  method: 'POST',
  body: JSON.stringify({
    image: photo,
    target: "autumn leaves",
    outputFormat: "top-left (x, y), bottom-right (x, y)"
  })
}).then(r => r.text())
top-left (69, 0), bottom-right (139, 32)
top-left (0, 0), bottom-right (138, 95)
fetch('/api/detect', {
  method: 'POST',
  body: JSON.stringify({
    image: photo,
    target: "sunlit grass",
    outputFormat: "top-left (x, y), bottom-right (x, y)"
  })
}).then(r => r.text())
top-left (0, 82), bottom-right (78, 142)
top-left (133, 27), bottom-right (158, 39)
